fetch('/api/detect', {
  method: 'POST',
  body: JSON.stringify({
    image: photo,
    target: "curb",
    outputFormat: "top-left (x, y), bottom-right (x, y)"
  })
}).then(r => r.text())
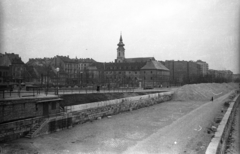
top-left (205, 93), bottom-right (239, 154)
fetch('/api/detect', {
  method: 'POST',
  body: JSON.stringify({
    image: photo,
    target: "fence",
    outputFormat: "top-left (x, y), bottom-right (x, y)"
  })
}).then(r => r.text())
top-left (0, 86), bottom-right (136, 99)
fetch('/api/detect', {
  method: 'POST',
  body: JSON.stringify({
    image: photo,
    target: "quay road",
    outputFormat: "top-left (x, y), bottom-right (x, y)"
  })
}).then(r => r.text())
top-left (1, 91), bottom-right (234, 154)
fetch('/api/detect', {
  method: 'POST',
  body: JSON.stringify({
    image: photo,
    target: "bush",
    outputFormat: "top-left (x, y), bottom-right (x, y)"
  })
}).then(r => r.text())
top-left (224, 102), bottom-right (230, 108)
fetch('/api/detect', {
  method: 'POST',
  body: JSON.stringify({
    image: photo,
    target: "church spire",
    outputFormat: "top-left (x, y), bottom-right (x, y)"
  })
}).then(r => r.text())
top-left (118, 33), bottom-right (124, 46)
top-left (115, 33), bottom-right (125, 63)
top-left (120, 32), bottom-right (123, 42)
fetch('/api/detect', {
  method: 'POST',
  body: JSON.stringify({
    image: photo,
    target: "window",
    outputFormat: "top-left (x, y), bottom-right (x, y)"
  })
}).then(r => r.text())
top-left (151, 71), bottom-right (152, 74)
top-left (135, 72), bottom-right (137, 74)
top-left (52, 102), bottom-right (56, 110)
top-left (151, 77), bottom-right (153, 80)
top-left (35, 104), bottom-right (38, 111)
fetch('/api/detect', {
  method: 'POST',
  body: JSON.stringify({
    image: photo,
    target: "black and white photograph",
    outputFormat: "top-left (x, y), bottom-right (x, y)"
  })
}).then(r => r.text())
top-left (0, 0), bottom-right (239, 153)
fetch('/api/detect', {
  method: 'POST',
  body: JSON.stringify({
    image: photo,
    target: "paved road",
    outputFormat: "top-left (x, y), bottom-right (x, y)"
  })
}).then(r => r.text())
top-left (1, 91), bottom-right (233, 154)
top-left (124, 91), bottom-right (233, 154)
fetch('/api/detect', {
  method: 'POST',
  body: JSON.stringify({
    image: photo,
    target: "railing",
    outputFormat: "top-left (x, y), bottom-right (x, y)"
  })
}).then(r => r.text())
top-left (0, 86), bottom-right (136, 99)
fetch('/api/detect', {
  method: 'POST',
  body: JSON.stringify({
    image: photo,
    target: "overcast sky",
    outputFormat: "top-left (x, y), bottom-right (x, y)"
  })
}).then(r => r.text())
top-left (1, 0), bottom-right (239, 73)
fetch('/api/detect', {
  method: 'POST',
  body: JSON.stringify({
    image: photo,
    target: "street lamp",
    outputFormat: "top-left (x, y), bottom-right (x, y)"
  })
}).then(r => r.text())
top-left (56, 67), bottom-right (60, 95)
top-left (80, 72), bottom-right (83, 88)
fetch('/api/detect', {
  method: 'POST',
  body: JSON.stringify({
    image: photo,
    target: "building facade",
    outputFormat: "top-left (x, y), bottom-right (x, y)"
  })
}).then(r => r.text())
top-left (0, 53), bottom-right (29, 84)
top-left (208, 69), bottom-right (233, 83)
top-left (164, 60), bottom-right (201, 85)
top-left (0, 66), bottom-right (10, 83)
top-left (50, 55), bottom-right (96, 86)
top-left (197, 60), bottom-right (209, 76)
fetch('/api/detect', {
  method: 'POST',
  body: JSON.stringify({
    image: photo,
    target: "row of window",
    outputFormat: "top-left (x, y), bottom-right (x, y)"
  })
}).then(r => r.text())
top-left (104, 71), bottom-right (169, 75)
top-left (106, 76), bottom-right (138, 80)
top-left (0, 71), bottom-right (8, 77)
top-left (105, 71), bottom-right (139, 75)
top-left (64, 63), bottom-right (88, 68)
top-left (107, 66), bottom-right (140, 70)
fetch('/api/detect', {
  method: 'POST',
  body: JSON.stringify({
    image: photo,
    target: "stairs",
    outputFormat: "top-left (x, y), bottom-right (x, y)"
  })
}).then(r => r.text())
top-left (25, 123), bottom-right (41, 138)
top-left (25, 119), bottom-right (49, 138)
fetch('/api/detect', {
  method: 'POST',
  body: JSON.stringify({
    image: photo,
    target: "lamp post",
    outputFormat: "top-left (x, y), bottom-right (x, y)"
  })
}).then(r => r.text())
top-left (80, 71), bottom-right (83, 88)
top-left (144, 71), bottom-right (145, 89)
top-left (56, 67), bottom-right (60, 95)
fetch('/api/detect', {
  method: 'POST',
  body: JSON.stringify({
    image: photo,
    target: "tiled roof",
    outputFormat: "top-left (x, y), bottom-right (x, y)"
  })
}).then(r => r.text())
top-left (78, 58), bottom-right (96, 63)
top-left (124, 57), bottom-right (155, 63)
top-left (57, 55), bottom-right (96, 63)
top-left (57, 56), bottom-right (77, 63)
top-left (27, 58), bottom-right (53, 66)
top-left (141, 60), bottom-right (169, 71)
top-left (5, 53), bottom-right (24, 64)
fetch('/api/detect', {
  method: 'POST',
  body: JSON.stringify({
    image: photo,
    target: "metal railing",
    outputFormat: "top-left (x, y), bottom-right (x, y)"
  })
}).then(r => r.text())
top-left (0, 86), bottom-right (136, 99)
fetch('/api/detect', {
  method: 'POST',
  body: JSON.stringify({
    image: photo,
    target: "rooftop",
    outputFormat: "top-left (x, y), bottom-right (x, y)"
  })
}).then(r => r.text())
top-left (124, 57), bottom-right (155, 63)
top-left (141, 60), bottom-right (169, 71)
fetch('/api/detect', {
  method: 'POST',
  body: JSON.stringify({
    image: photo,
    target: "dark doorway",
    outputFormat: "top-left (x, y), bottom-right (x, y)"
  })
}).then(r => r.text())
top-left (43, 103), bottom-right (49, 117)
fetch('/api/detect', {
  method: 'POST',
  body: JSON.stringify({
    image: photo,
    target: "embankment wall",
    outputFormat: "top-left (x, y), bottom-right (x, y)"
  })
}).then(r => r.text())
top-left (0, 91), bottom-right (173, 141)
top-left (36, 92), bottom-right (173, 136)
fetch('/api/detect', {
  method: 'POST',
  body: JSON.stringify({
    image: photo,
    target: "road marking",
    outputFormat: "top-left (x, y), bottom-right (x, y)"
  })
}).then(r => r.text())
top-left (211, 91), bottom-right (222, 95)
top-left (194, 125), bottom-right (202, 131)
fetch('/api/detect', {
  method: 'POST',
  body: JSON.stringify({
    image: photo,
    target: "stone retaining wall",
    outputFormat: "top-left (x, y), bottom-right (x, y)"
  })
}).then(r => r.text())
top-left (0, 91), bottom-right (173, 141)
top-left (67, 91), bottom-right (173, 125)
top-left (37, 91), bottom-right (173, 135)
top-left (0, 116), bottom-right (44, 141)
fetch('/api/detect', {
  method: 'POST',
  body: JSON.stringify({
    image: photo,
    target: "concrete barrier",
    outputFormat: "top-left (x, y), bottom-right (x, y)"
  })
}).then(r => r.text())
top-left (205, 93), bottom-right (239, 154)
top-left (65, 91), bottom-right (174, 112)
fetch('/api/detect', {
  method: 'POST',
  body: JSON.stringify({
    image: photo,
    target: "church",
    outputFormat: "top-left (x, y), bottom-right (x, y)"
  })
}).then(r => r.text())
top-left (115, 34), bottom-right (155, 63)
top-left (88, 34), bottom-right (170, 88)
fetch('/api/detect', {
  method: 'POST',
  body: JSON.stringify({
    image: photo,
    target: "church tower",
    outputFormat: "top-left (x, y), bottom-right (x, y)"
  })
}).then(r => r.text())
top-left (115, 34), bottom-right (125, 63)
